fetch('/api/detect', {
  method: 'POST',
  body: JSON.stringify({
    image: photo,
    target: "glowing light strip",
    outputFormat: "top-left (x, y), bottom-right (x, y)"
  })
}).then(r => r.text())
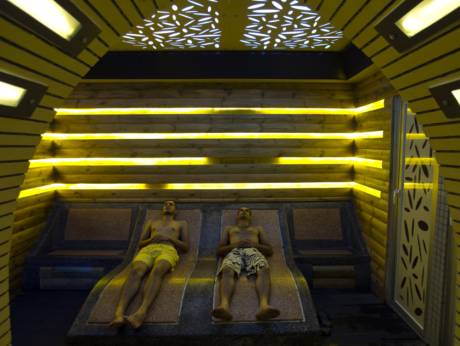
top-left (404, 182), bottom-right (433, 190)
top-left (275, 157), bottom-right (382, 168)
top-left (55, 100), bottom-right (384, 116)
top-left (41, 131), bottom-right (383, 141)
top-left (452, 89), bottom-right (460, 104)
top-left (29, 156), bottom-right (383, 169)
top-left (18, 181), bottom-right (381, 199)
top-left (405, 157), bottom-right (434, 165)
top-left (406, 133), bottom-right (428, 140)
top-left (29, 157), bottom-right (211, 168)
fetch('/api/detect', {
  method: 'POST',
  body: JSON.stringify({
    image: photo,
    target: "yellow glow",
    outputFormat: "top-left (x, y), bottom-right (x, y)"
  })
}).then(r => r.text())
top-left (396, 0), bottom-right (459, 37)
top-left (0, 80), bottom-right (26, 107)
top-left (404, 182), bottom-right (433, 190)
top-left (7, 0), bottom-right (81, 40)
top-left (54, 100), bottom-right (385, 116)
top-left (276, 157), bottom-right (382, 168)
top-left (18, 181), bottom-right (381, 198)
top-left (406, 133), bottom-right (428, 140)
top-left (29, 156), bottom-right (382, 169)
top-left (41, 131), bottom-right (383, 141)
top-left (452, 89), bottom-right (460, 104)
top-left (352, 182), bottom-right (382, 198)
top-left (405, 157), bottom-right (434, 165)
top-left (29, 157), bottom-right (210, 168)
top-left (18, 183), bottom-right (65, 199)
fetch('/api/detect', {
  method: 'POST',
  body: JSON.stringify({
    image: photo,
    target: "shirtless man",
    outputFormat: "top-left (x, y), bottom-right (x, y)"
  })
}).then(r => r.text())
top-left (213, 207), bottom-right (280, 321)
top-left (110, 200), bottom-right (189, 329)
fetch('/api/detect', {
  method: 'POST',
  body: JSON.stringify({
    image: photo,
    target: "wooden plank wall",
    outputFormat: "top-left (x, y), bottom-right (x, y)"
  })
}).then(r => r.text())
top-left (47, 81), bottom-right (358, 203)
top-left (0, 1), bottom-right (157, 343)
top-left (352, 72), bottom-right (395, 296)
top-left (304, 1), bottom-right (460, 343)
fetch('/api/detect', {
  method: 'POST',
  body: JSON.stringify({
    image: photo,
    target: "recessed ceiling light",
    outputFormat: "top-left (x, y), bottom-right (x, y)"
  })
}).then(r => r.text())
top-left (0, 80), bottom-right (26, 107)
top-left (452, 89), bottom-right (460, 105)
top-left (396, 0), bottom-right (459, 37)
top-left (7, 0), bottom-right (81, 40)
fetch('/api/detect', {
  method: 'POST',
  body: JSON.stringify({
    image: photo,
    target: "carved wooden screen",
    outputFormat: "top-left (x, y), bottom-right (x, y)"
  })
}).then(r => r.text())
top-left (394, 110), bottom-right (439, 329)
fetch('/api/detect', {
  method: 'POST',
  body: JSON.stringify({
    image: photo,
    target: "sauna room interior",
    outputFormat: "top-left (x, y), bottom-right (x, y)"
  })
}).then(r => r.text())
top-left (1, 0), bottom-right (460, 345)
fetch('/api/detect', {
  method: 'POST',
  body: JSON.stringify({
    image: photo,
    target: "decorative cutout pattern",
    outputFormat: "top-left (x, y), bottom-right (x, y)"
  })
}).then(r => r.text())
top-left (241, 0), bottom-right (343, 49)
top-left (395, 113), bottom-right (437, 328)
top-left (121, 0), bottom-right (221, 50)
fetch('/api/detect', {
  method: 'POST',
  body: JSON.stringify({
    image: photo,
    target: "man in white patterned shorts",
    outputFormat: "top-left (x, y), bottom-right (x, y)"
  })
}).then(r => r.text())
top-left (213, 207), bottom-right (280, 321)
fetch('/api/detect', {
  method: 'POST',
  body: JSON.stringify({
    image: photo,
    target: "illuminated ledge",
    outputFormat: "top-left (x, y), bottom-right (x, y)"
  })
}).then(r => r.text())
top-left (406, 133), bottom-right (428, 140)
top-left (41, 131), bottom-right (384, 140)
top-left (55, 100), bottom-right (384, 116)
top-left (18, 182), bottom-right (381, 199)
top-left (29, 157), bottom-right (383, 169)
top-left (404, 182), bottom-right (433, 190)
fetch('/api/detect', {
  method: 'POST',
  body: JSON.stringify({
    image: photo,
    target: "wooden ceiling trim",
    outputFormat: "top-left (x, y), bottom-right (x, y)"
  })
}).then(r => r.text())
top-left (0, 18), bottom-right (90, 74)
top-left (0, 59), bottom-right (73, 96)
top-left (69, 0), bottom-right (122, 44)
top-left (333, 0), bottom-right (368, 31)
top-left (316, 0), bottom-right (343, 22)
top-left (87, 1), bottom-right (132, 37)
top-left (0, 42), bottom-right (81, 85)
top-left (308, 0), bottom-right (322, 11)
top-left (344, 1), bottom-right (390, 40)
top-left (114, 0), bottom-right (144, 27)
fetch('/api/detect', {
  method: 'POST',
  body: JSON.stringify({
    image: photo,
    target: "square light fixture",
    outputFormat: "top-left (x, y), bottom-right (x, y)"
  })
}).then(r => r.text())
top-left (0, 71), bottom-right (47, 118)
top-left (376, 0), bottom-right (460, 52)
top-left (0, 0), bottom-right (100, 56)
top-left (429, 79), bottom-right (460, 118)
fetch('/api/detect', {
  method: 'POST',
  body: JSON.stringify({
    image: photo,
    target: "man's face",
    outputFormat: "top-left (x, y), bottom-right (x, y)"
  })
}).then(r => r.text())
top-left (162, 200), bottom-right (176, 215)
top-left (237, 207), bottom-right (251, 221)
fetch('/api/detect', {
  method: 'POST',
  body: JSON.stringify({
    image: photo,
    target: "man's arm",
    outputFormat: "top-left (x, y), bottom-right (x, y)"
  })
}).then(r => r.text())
top-left (216, 227), bottom-right (236, 257)
top-left (167, 221), bottom-right (189, 253)
top-left (138, 220), bottom-right (153, 249)
top-left (253, 227), bottom-right (273, 257)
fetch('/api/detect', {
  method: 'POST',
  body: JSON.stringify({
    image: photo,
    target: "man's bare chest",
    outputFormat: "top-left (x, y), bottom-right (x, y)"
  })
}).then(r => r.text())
top-left (229, 227), bottom-right (259, 241)
top-left (150, 221), bottom-right (180, 237)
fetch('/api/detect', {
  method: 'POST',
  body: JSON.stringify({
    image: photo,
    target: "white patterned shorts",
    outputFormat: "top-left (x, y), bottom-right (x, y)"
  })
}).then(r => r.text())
top-left (218, 247), bottom-right (269, 277)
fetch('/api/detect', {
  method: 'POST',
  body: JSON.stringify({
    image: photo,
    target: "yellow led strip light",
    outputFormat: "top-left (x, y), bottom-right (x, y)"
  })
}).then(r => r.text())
top-left (29, 157), bottom-right (383, 168)
top-left (18, 181), bottom-right (381, 199)
top-left (405, 157), bottom-right (435, 165)
top-left (55, 100), bottom-right (385, 116)
top-left (406, 133), bottom-right (428, 140)
top-left (404, 182), bottom-right (433, 190)
top-left (41, 131), bottom-right (383, 141)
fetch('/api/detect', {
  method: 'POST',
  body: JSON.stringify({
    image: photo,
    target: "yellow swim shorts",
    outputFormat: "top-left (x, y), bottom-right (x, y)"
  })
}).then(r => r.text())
top-left (133, 243), bottom-right (179, 270)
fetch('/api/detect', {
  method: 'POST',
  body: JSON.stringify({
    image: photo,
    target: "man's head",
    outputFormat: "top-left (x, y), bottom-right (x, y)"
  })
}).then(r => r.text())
top-left (237, 207), bottom-right (252, 224)
top-left (162, 200), bottom-right (176, 216)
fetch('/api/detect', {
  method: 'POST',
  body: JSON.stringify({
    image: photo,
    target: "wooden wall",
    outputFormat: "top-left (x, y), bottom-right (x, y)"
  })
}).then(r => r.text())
top-left (0, 0), bottom-right (458, 344)
top-left (47, 81), bottom-right (358, 202)
top-left (304, 1), bottom-right (460, 343)
top-left (352, 73), bottom-right (395, 296)
top-left (0, 1), bottom-right (157, 343)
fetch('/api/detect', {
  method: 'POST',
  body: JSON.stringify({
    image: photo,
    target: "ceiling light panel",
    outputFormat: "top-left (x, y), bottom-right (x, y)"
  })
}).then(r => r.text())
top-left (121, 0), bottom-right (221, 50)
top-left (242, 0), bottom-right (343, 50)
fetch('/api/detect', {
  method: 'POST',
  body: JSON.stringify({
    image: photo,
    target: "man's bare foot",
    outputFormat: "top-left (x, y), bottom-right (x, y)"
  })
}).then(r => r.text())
top-left (256, 306), bottom-right (280, 321)
top-left (109, 315), bottom-right (126, 328)
top-left (212, 306), bottom-right (233, 321)
top-left (126, 310), bottom-right (147, 329)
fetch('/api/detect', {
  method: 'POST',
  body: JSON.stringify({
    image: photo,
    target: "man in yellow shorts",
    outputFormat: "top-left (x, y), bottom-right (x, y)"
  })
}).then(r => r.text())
top-left (110, 201), bottom-right (189, 329)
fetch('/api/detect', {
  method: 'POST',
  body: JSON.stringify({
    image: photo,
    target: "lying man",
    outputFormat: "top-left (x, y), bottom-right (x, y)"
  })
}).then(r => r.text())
top-left (213, 207), bottom-right (280, 321)
top-left (110, 200), bottom-right (189, 329)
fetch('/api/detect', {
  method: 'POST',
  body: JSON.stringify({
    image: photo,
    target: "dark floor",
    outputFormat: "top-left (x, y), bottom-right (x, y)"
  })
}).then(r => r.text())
top-left (11, 289), bottom-right (425, 346)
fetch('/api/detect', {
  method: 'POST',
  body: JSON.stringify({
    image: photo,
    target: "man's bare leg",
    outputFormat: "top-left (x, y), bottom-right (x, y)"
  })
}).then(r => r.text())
top-left (255, 267), bottom-right (280, 320)
top-left (126, 260), bottom-right (172, 329)
top-left (110, 261), bottom-right (149, 328)
top-left (212, 267), bottom-right (236, 321)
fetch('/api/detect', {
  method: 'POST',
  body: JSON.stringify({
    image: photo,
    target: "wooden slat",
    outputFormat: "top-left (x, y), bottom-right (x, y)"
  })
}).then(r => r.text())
top-left (87, 0), bottom-right (132, 35)
top-left (0, 17), bottom-right (89, 75)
